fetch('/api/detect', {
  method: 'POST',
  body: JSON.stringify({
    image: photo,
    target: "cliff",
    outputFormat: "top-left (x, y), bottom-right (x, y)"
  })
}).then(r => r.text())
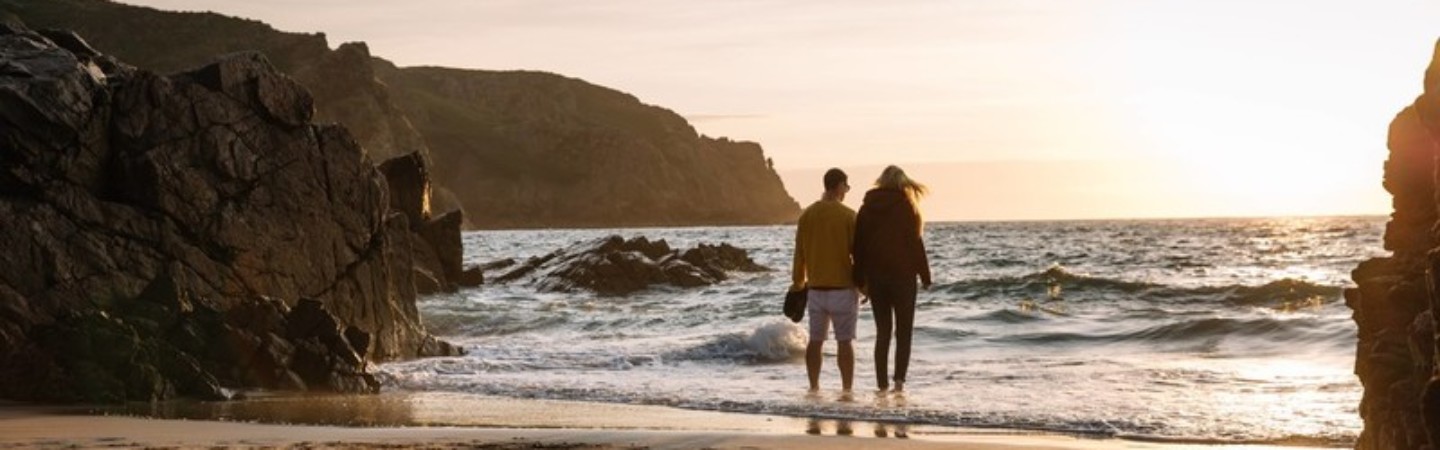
top-left (373, 64), bottom-right (801, 228)
top-left (0, 21), bottom-right (459, 402)
top-left (5, 0), bottom-right (801, 228)
top-left (1348, 41), bottom-right (1440, 449)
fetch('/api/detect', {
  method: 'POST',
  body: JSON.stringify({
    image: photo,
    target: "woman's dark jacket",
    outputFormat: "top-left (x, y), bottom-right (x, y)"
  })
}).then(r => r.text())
top-left (852, 188), bottom-right (932, 288)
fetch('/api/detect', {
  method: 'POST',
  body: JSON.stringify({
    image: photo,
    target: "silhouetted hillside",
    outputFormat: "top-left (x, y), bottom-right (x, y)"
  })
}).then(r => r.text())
top-left (373, 63), bottom-right (799, 228)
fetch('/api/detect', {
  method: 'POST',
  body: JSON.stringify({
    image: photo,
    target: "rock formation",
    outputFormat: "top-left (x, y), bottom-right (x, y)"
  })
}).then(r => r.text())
top-left (2, 0), bottom-right (465, 216)
top-left (492, 236), bottom-right (768, 296)
top-left (0, 22), bottom-right (459, 403)
top-left (1347, 41), bottom-right (1440, 449)
top-left (375, 151), bottom-right (480, 294)
top-left (5, 0), bottom-right (802, 229)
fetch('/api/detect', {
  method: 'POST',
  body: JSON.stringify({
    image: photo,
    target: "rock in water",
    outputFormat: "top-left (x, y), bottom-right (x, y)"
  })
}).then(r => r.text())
top-left (493, 236), bottom-right (769, 296)
top-left (0, 22), bottom-right (458, 403)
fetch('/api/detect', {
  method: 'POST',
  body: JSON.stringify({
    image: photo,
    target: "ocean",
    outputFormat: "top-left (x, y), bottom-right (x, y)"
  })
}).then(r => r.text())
top-left (378, 216), bottom-right (1384, 446)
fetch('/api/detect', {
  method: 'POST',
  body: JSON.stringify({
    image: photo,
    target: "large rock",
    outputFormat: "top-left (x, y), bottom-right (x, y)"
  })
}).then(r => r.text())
top-left (3, 0), bottom-right (456, 214)
top-left (378, 151), bottom-right (431, 226)
top-left (419, 210), bottom-right (465, 287)
top-left (377, 152), bottom-right (466, 294)
top-left (1347, 38), bottom-right (1440, 450)
top-left (493, 236), bottom-right (768, 296)
top-left (0, 23), bottom-right (458, 403)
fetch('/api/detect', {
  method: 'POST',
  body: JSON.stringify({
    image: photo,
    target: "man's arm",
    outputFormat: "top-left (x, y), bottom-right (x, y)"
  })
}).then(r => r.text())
top-left (791, 219), bottom-right (807, 292)
top-left (851, 209), bottom-right (866, 291)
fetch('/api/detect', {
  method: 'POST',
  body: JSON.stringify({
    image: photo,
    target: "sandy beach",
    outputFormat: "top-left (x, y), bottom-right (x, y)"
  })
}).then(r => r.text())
top-left (0, 393), bottom-right (1329, 449)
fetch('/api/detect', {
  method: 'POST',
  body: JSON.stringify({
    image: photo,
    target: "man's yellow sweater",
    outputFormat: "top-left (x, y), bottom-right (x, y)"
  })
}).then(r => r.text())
top-left (792, 199), bottom-right (856, 291)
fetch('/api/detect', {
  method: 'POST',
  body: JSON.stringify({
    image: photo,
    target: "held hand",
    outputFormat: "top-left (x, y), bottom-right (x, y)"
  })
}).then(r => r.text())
top-left (922, 281), bottom-right (933, 291)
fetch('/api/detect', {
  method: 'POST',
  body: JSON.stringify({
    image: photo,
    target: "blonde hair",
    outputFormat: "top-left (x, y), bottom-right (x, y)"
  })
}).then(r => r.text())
top-left (875, 165), bottom-right (927, 201)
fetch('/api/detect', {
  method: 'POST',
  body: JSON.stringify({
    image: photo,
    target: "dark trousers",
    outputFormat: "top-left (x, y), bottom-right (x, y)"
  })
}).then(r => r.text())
top-left (870, 279), bottom-right (916, 387)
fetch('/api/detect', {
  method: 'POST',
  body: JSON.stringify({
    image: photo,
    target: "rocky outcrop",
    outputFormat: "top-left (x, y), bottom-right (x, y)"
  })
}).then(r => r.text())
top-left (1347, 42), bottom-right (1440, 449)
top-left (6, 0), bottom-right (801, 229)
top-left (492, 236), bottom-right (768, 296)
top-left (375, 151), bottom-right (477, 294)
top-left (374, 64), bottom-right (801, 228)
top-left (2, 0), bottom-right (465, 216)
top-left (0, 23), bottom-right (458, 403)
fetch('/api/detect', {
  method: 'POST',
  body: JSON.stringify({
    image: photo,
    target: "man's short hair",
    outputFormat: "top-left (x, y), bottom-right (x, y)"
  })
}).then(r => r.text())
top-left (823, 168), bottom-right (848, 192)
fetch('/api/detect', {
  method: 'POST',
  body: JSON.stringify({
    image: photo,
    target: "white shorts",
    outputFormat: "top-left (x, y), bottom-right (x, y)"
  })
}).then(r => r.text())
top-left (807, 288), bottom-right (859, 342)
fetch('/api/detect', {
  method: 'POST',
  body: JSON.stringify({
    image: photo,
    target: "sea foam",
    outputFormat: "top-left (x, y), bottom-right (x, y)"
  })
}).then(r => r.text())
top-left (745, 321), bottom-right (807, 361)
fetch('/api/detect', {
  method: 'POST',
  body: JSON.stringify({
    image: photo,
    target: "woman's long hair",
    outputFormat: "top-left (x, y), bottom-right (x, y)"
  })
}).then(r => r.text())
top-left (875, 165), bottom-right (927, 202)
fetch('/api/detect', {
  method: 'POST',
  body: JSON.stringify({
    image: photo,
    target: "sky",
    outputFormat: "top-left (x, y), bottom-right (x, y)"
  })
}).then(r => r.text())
top-left (120, 0), bottom-right (1440, 221)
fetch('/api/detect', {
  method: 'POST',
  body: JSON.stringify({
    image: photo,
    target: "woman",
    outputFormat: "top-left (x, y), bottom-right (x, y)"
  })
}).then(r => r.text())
top-left (853, 165), bottom-right (932, 393)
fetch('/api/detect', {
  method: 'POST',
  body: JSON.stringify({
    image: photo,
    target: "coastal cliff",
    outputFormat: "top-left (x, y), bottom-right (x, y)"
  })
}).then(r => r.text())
top-left (0, 21), bottom-right (459, 402)
top-left (374, 64), bottom-right (801, 228)
top-left (5, 0), bottom-right (801, 228)
top-left (1348, 41), bottom-right (1440, 448)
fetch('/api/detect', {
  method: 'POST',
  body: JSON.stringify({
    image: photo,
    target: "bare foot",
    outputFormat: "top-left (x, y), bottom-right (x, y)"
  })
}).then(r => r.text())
top-left (893, 381), bottom-right (904, 393)
top-left (805, 388), bottom-right (822, 401)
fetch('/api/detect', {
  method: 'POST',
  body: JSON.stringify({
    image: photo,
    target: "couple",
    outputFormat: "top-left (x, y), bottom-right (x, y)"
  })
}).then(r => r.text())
top-left (790, 165), bottom-right (932, 394)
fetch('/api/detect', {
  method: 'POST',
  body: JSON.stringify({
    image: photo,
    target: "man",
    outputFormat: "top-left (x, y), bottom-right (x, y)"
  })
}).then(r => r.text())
top-left (791, 168), bottom-right (859, 393)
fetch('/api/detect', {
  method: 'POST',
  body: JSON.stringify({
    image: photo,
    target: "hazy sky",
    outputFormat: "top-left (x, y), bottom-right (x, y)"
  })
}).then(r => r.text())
top-left (121, 0), bottom-right (1440, 220)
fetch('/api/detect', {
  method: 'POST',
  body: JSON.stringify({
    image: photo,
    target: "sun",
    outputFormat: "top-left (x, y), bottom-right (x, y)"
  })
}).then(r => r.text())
top-left (1116, 87), bottom-right (1380, 217)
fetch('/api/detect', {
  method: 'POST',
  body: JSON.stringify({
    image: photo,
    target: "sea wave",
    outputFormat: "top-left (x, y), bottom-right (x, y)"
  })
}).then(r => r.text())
top-left (989, 315), bottom-right (1351, 347)
top-left (663, 321), bottom-right (807, 363)
top-left (938, 265), bottom-right (1341, 310)
top-left (422, 312), bottom-right (572, 337)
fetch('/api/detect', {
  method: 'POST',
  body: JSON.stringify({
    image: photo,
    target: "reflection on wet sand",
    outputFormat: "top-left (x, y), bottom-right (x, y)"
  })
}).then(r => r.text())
top-left (805, 418), bottom-right (910, 438)
top-left (90, 390), bottom-right (928, 441)
top-left (800, 390), bottom-right (913, 438)
top-left (97, 392), bottom-right (419, 427)
top-left (875, 422), bottom-right (911, 438)
top-left (91, 391), bottom-right (823, 431)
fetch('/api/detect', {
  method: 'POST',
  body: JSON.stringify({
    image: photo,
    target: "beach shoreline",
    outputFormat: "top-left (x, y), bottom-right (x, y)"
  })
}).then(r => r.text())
top-left (0, 393), bottom-right (1337, 449)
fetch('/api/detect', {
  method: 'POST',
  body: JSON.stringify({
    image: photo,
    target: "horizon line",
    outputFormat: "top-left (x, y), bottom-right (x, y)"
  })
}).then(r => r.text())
top-left (469, 213), bottom-right (1388, 232)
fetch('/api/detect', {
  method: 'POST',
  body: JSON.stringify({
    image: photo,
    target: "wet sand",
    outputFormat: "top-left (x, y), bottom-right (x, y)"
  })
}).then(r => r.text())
top-left (0, 393), bottom-right (1332, 449)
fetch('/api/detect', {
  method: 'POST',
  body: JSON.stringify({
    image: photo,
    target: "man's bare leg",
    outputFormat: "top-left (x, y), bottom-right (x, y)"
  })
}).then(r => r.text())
top-left (806, 340), bottom-right (824, 391)
top-left (838, 340), bottom-right (854, 391)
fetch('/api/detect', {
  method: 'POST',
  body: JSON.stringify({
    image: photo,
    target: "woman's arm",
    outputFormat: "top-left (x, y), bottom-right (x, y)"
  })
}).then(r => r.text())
top-left (851, 208), bottom-right (869, 291)
top-left (911, 205), bottom-right (932, 288)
